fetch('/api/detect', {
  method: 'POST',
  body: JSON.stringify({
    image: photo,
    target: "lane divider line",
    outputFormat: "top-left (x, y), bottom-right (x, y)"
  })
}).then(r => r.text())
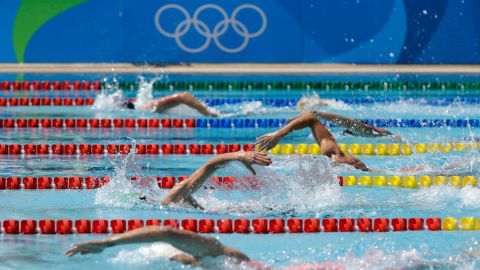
top-left (1, 175), bottom-right (477, 190)
top-left (0, 118), bottom-right (478, 128)
top-left (2, 97), bottom-right (480, 107)
top-left (0, 217), bottom-right (475, 234)
top-left (2, 80), bottom-right (480, 91)
top-left (0, 143), bottom-right (477, 156)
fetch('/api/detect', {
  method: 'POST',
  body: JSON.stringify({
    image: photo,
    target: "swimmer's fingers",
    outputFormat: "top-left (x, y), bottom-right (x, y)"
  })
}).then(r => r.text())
top-left (254, 140), bottom-right (270, 152)
top-left (256, 143), bottom-right (270, 152)
top-left (255, 134), bottom-right (270, 145)
top-left (253, 153), bottom-right (272, 165)
top-left (255, 138), bottom-right (275, 152)
top-left (65, 245), bottom-right (83, 257)
top-left (65, 242), bottom-right (106, 257)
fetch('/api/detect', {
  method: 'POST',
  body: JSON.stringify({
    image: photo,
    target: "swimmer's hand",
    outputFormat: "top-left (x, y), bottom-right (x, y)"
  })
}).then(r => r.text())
top-left (65, 240), bottom-right (107, 257)
top-left (208, 111), bottom-right (219, 117)
top-left (255, 132), bottom-right (281, 152)
top-left (236, 151), bottom-right (272, 175)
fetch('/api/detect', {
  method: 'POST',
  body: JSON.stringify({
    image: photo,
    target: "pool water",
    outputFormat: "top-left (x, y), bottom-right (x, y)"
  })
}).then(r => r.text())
top-left (1, 78), bottom-right (480, 269)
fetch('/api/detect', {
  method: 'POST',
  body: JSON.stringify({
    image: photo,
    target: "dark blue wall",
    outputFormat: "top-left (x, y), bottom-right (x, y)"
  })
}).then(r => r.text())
top-left (1, 0), bottom-right (479, 63)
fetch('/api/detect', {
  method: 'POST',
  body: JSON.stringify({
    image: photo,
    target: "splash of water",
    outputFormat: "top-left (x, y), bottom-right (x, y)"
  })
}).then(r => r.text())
top-left (92, 76), bottom-right (163, 113)
top-left (91, 89), bottom-right (125, 112)
top-left (110, 243), bottom-right (252, 269)
top-left (133, 77), bottom-right (156, 109)
top-left (110, 243), bottom-right (183, 265)
top-left (94, 140), bottom-right (161, 208)
top-left (94, 151), bottom-right (347, 216)
top-left (196, 155), bottom-right (345, 215)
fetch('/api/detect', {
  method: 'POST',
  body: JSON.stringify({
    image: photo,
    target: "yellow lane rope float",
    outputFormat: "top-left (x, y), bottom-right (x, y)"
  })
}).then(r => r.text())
top-left (262, 143), bottom-right (479, 155)
top-left (341, 175), bottom-right (477, 188)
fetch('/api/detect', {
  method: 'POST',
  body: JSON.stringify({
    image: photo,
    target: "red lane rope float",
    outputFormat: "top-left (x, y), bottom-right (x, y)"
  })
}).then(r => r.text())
top-left (0, 143), bottom-right (255, 155)
top-left (2, 217), bottom-right (468, 234)
top-left (0, 80), bottom-right (101, 91)
top-left (0, 176), bottom-right (110, 190)
top-left (0, 175), bottom-right (267, 190)
top-left (0, 97), bottom-right (95, 106)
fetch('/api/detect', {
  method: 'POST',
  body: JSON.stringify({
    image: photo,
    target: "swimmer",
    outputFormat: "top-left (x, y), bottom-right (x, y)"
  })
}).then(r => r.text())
top-left (65, 226), bottom-right (254, 267)
top-left (121, 91), bottom-right (218, 117)
top-left (160, 151), bottom-right (271, 209)
top-left (296, 94), bottom-right (329, 112)
top-left (256, 112), bottom-right (372, 171)
top-left (66, 226), bottom-right (463, 269)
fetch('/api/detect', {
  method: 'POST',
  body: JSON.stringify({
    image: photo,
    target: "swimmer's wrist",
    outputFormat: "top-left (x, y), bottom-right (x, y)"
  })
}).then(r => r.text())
top-left (213, 152), bottom-right (239, 164)
top-left (102, 238), bottom-right (115, 247)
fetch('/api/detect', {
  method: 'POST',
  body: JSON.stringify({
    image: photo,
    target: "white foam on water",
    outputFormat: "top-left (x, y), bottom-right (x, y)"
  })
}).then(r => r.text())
top-left (283, 246), bottom-right (479, 270)
top-left (353, 100), bottom-right (480, 119)
top-left (110, 244), bottom-right (246, 269)
top-left (196, 155), bottom-right (346, 214)
top-left (93, 152), bottom-right (350, 215)
top-left (408, 185), bottom-right (480, 210)
top-left (218, 101), bottom-right (294, 118)
top-left (109, 243), bottom-right (184, 265)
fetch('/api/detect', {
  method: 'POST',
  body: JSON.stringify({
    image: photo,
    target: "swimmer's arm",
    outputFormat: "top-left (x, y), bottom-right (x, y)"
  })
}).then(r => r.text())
top-left (148, 92), bottom-right (217, 117)
top-left (66, 226), bottom-right (249, 262)
top-left (256, 112), bottom-right (320, 151)
top-left (312, 111), bottom-right (395, 137)
top-left (162, 151), bottom-right (271, 206)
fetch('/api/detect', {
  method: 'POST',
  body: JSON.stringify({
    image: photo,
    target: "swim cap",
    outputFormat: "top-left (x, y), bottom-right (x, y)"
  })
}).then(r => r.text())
top-left (121, 101), bottom-right (135, 110)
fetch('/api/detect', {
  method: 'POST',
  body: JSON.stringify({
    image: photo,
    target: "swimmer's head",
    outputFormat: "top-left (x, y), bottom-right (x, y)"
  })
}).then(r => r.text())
top-left (121, 101), bottom-right (135, 110)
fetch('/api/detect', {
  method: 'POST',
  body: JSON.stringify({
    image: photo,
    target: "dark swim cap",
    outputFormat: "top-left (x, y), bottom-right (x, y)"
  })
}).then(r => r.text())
top-left (121, 101), bottom-right (135, 110)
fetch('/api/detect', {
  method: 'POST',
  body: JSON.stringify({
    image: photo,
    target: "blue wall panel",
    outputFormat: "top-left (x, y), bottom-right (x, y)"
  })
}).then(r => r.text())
top-left (0, 0), bottom-right (479, 64)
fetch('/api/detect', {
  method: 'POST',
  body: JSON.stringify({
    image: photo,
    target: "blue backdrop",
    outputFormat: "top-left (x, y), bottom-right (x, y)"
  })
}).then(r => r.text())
top-left (1, 0), bottom-right (479, 64)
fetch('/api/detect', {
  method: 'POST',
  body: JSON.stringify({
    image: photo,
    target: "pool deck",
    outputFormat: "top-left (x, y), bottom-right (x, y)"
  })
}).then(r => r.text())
top-left (1, 63), bottom-right (480, 74)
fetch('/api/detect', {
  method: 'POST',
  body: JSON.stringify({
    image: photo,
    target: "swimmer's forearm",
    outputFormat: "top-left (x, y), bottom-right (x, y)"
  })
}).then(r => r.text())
top-left (278, 113), bottom-right (318, 137)
top-left (186, 152), bottom-right (240, 193)
top-left (104, 227), bottom-right (224, 258)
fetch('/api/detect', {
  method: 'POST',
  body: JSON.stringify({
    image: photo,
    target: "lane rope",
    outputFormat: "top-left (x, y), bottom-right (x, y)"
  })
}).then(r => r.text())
top-left (1, 175), bottom-right (477, 190)
top-left (2, 97), bottom-right (480, 107)
top-left (0, 143), bottom-right (477, 156)
top-left (3, 80), bottom-right (480, 91)
top-left (0, 175), bottom-right (259, 190)
top-left (0, 118), bottom-right (479, 128)
top-left (0, 217), bottom-right (476, 234)
top-left (339, 175), bottom-right (477, 188)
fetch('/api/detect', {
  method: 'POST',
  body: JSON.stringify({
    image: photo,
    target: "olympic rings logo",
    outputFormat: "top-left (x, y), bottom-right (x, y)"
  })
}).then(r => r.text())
top-left (154, 4), bottom-right (267, 53)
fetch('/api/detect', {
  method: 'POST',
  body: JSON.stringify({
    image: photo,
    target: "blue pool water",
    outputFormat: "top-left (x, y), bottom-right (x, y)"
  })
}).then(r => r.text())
top-left (2, 78), bottom-right (480, 269)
